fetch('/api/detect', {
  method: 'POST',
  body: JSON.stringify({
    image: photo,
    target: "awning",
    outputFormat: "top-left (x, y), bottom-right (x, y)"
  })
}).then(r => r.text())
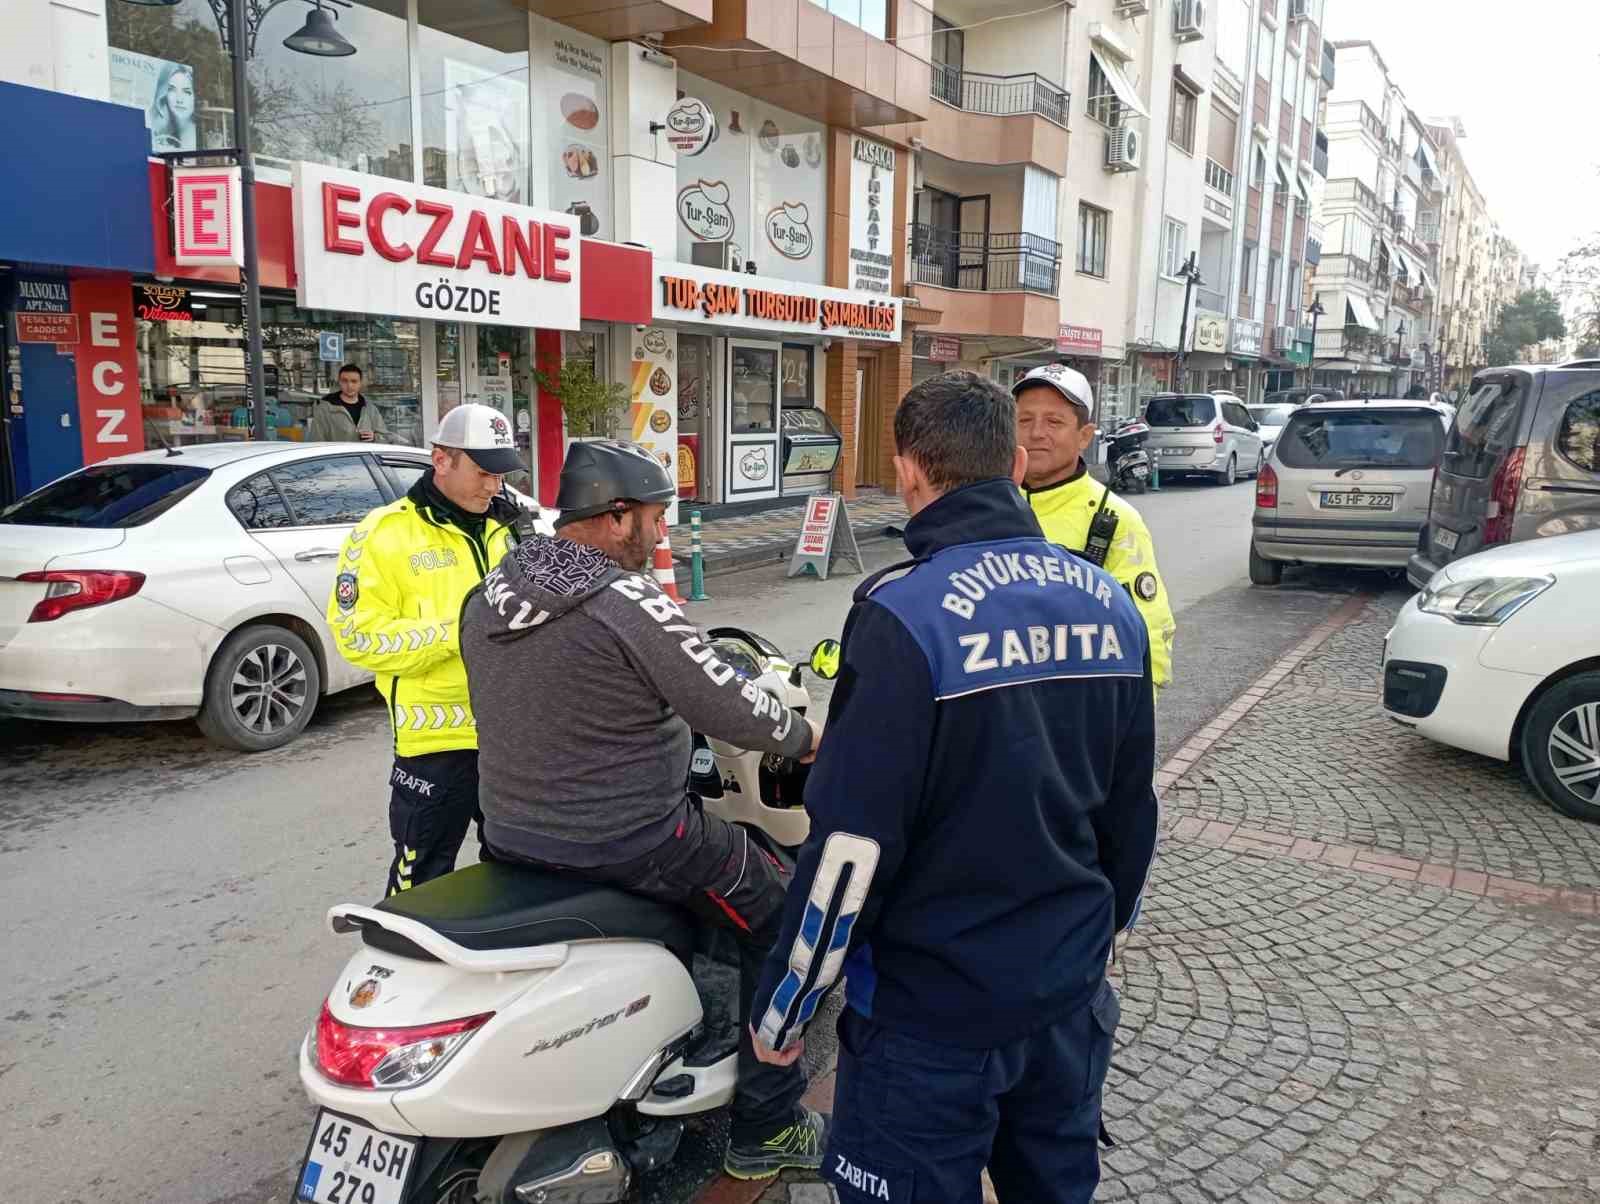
top-left (0, 80), bottom-right (154, 273)
top-left (1377, 231), bottom-right (1397, 270)
top-left (1090, 49), bottom-right (1151, 120)
top-left (1393, 245), bottom-right (1412, 282)
top-left (1295, 172), bottom-right (1311, 201)
top-left (1416, 261), bottom-right (1436, 293)
top-left (1415, 138), bottom-right (1440, 178)
top-left (1346, 293), bottom-right (1381, 332)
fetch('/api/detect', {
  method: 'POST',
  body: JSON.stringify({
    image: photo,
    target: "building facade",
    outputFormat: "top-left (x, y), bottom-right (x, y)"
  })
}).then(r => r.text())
top-left (1306, 40), bottom-right (1445, 398)
top-left (1, 0), bottom-right (924, 508)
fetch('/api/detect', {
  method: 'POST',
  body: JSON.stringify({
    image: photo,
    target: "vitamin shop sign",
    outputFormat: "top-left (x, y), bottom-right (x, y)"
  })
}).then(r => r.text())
top-left (653, 262), bottom-right (901, 344)
top-left (292, 162), bottom-right (580, 330)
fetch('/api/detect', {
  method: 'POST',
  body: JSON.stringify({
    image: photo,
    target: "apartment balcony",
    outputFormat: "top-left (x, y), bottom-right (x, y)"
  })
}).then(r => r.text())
top-left (524, 0), bottom-right (709, 38)
top-left (1313, 134), bottom-right (1329, 178)
top-left (1204, 158), bottom-right (1235, 224)
top-left (1197, 287), bottom-right (1228, 313)
top-left (882, 62), bottom-right (1069, 170)
top-left (1325, 253), bottom-right (1374, 284)
top-left (1324, 177), bottom-right (1379, 216)
top-left (910, 222), bottom-right (1062, 341)
top-left (664, 0), bottom-right (931, 128)
top-left (1322, 43), bottom-right (1336, 88)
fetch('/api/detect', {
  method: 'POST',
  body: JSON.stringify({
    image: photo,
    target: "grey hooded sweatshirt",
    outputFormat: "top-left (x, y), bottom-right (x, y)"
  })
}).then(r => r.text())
top-left (461, 534), bottom-right (812, 867)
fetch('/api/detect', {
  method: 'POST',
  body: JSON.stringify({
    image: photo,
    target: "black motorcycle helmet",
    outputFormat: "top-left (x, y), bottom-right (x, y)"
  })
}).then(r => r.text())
top-left (553, 439), bottom-right (676, 528)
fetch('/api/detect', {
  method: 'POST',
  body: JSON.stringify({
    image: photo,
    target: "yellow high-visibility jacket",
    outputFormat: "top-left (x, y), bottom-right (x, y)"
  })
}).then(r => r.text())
top-left (1025, 471), bottom-right (1176, 691)
top-left (325, 490), bottom-right (518, 756)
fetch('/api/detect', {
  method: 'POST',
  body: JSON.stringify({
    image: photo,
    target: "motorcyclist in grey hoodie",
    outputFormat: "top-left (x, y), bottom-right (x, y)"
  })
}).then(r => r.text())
top-left (459, 439), bottom-right (827, 1183)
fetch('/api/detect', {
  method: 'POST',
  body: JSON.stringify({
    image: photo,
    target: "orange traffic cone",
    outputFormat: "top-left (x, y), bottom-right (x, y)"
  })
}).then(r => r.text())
top-left (654, 530), bottom-right (683, 602)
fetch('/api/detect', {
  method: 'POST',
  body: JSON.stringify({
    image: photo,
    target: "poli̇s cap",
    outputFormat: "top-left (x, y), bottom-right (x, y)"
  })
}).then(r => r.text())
top-left (433, 403), bottom-right (523, 475)
top-left (1012, 363), bottom-right (1095, 420)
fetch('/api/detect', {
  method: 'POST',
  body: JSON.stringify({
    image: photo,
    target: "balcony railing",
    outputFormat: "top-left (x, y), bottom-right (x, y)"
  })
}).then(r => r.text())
top-left (932, 63), bottom-right (1069, 126)
top-left (910, 224), bottom-right (1062, 295)
top-left (1417, 221), bottom-right (1441, 245)
top-left (1325, 177), bottom-right (1379, 215)
top-left (1205, 158), bottom-right (1235, 197)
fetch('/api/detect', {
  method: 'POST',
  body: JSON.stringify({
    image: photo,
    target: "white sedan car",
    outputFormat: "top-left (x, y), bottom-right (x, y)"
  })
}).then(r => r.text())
top-left (1382, 529), bottom-right (1600, 823)
top-left (1, 442), bottom-right (548, 751)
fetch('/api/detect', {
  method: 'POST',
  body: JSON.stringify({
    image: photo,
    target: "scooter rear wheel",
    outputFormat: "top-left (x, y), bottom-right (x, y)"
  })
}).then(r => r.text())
top-left (414, 1141), bottom-right (492, 1204)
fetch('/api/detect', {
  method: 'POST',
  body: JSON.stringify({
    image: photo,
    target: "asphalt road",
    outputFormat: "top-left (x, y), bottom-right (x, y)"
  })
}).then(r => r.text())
top-left (0, 477), bottom-right (1391, 1203)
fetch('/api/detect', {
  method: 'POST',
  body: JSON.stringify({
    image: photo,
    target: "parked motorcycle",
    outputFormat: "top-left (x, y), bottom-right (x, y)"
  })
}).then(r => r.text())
top-left (1104, 418), bottom-right (1153, 494)
top-left (293, 628), bottom-right (838, 1204)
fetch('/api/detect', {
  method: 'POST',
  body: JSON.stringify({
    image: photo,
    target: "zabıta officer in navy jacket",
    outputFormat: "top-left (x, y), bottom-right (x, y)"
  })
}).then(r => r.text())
top-left (750, 371), bottom-right (1159, 1204)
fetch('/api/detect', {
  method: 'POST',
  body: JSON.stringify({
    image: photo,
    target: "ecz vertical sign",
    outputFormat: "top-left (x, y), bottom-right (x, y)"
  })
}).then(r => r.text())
top-left (69, 275), bottom-right (145, 463)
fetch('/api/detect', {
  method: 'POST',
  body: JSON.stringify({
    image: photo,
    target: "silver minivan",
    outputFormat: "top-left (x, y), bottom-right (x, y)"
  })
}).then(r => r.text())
top-left (1144, 393), bottom-right (1265, 485)
top-left (1250, 401), bottom-right (1451, 584)
top-left (1407, 365), bottom-right (1600, 588)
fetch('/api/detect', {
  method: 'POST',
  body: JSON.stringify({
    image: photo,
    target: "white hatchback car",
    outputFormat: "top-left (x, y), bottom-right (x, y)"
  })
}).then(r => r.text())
top-left (1382, 529), bottom-right (1600, 823)
top-left (1, 443), bottom-right (548, 751)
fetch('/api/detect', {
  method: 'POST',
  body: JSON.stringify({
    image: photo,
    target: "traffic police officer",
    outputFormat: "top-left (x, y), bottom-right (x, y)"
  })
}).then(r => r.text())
top-left (325, 403), bottom-right (526, 896)
top-left (1013, 363), bottom-right (1176, 691)
top-left (750, 371), bottom-right (1159, 1203)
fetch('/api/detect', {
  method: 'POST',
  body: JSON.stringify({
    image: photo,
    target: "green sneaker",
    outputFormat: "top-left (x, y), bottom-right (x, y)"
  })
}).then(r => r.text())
top-left (723, 1108), bottom-right (829, 1181)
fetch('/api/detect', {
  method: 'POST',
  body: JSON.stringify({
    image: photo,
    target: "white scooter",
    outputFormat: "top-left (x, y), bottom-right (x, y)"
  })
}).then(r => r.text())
top-left (293, 629), bottom-right (838, 1204)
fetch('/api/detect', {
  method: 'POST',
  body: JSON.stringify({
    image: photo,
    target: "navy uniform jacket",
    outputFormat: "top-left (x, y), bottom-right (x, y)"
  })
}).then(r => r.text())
top-left (753, 478), bottom-right (1159, 1051)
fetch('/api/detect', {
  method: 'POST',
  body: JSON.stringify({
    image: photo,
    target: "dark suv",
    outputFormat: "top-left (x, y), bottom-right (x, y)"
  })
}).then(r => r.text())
top-left (1408, 364), bottom-right (1600, 588)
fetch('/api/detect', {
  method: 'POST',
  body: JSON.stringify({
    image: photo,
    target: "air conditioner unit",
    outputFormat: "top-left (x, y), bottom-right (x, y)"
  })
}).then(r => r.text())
top-left (1174, 0), bottom-right (1207, 42)
top-left (1288, 0), bottom-right (1310, 20)
top-left (1116, 0), bottom-right (1152, 15)
top-left (691, 240), bottom-right (737, 271)
top-left (1276, 325), bottom-right (1299, 351)
top-left (1105, 126), bottom-right (1143, 172)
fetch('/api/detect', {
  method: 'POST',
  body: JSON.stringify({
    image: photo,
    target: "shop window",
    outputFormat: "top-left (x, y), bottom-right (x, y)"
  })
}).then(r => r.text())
top-left (781, 345), bottom-right (815, 408)
top-left (107, 0), bottom-right (231, 153)
top-left (731, 345), bottom-right (779, 434)
top-left (132, 287), bottom-right (423, 448)
top-left (266, 456), bottom-right (388, 526)
top-left (419, 0), bottom-right (531, 205)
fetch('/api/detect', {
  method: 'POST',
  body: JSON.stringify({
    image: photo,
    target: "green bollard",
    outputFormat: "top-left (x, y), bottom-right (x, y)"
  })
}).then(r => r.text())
top-left (688, 510), bottom-right (709, 601)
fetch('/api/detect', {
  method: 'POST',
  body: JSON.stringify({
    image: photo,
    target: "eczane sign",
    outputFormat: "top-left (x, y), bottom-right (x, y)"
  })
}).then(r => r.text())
top-left (292, 162), bottom-right (580, 329)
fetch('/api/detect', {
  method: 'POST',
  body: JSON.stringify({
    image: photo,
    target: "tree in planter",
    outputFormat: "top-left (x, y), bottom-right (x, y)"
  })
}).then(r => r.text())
top-left (539, 358), bottom-right (631, 439)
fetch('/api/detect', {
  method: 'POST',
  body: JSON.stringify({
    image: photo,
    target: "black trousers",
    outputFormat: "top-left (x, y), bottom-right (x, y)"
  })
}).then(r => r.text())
top-left (491, 800), bottom-right (807, 1140)
top-left (386, 749), bottom-right (482, 897)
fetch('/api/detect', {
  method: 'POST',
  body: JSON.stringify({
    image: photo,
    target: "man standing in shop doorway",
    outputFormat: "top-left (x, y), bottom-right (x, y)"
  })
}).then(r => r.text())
top-left (310, 363), bottom-right (391, 443)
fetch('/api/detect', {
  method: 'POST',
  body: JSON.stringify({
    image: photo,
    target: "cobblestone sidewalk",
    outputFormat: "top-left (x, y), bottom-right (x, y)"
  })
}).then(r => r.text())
top-left (691, 590), bottom-right (1600, 1204)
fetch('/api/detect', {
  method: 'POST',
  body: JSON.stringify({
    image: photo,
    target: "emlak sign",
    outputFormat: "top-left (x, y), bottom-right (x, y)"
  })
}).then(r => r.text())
top-left (292, 162), bottom-right (580, 329)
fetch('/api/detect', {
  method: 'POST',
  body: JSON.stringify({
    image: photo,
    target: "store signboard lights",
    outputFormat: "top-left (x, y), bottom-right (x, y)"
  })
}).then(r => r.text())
top-left (655, 262), bottom-right (901, 343)
top-left (292, 162), bottom-right (581, 330)
top-left (172, 167), bottom-right (244, 269)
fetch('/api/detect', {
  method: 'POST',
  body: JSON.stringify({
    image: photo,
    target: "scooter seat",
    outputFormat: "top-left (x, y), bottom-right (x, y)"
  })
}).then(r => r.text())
top-left (369, 862), bottom-right (697, 963)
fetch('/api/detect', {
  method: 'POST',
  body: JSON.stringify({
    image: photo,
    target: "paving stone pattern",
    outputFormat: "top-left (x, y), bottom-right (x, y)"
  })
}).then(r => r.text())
top-left (691, 590), bottom-right (1600, 1204)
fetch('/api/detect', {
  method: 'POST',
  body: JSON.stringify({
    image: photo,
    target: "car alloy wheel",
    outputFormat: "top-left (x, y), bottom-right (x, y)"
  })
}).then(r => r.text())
top-left (230, 642), bottom-right (310, 735)
top-left (1547, 701), bottom-right (1600, 808)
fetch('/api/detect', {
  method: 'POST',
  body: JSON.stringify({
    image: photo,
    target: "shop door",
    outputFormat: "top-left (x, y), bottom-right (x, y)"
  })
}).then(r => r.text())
top-left (857, 359), bottom-right (882, 487)
top-left (678, 335), bottom-right (716, 503)
top-left (726, 341), bottom-right (781, 501)
top-left (473, 326), bottom-right (535, 496)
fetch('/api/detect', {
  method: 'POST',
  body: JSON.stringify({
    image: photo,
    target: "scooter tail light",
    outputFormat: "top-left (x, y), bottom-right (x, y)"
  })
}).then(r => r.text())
top-left (314, 1000), bottom-right (494, 1089)
top-left (1256, 463), bottom-right (1279, 509)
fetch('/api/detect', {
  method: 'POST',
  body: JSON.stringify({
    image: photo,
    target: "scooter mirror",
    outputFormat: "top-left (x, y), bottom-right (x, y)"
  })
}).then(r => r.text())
top-left (809, 639), bottom-right (842, 680)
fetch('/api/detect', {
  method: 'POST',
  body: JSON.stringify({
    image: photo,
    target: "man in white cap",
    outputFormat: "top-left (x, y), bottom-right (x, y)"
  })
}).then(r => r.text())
top-left (1012, 364), bottom-right (1176, 692)
top-left (324, 404), bottom-right (529, 895)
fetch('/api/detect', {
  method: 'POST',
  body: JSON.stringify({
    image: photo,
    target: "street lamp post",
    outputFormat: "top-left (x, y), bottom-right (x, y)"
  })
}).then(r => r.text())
top-left (1306, 297), bottom-right (1326, 391)
top-left (1174, 252), bottom-right (1204, 392)
top-left (120, 0), bottom-right (355, 442)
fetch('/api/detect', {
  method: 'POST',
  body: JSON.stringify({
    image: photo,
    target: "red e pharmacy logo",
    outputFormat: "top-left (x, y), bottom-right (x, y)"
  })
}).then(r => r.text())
top-left (173, 167), bottom-right (244, 267)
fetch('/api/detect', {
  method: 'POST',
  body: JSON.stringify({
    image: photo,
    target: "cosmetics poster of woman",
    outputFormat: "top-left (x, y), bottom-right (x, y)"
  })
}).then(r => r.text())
top-left (110, 48), bottom-right (197, 152)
